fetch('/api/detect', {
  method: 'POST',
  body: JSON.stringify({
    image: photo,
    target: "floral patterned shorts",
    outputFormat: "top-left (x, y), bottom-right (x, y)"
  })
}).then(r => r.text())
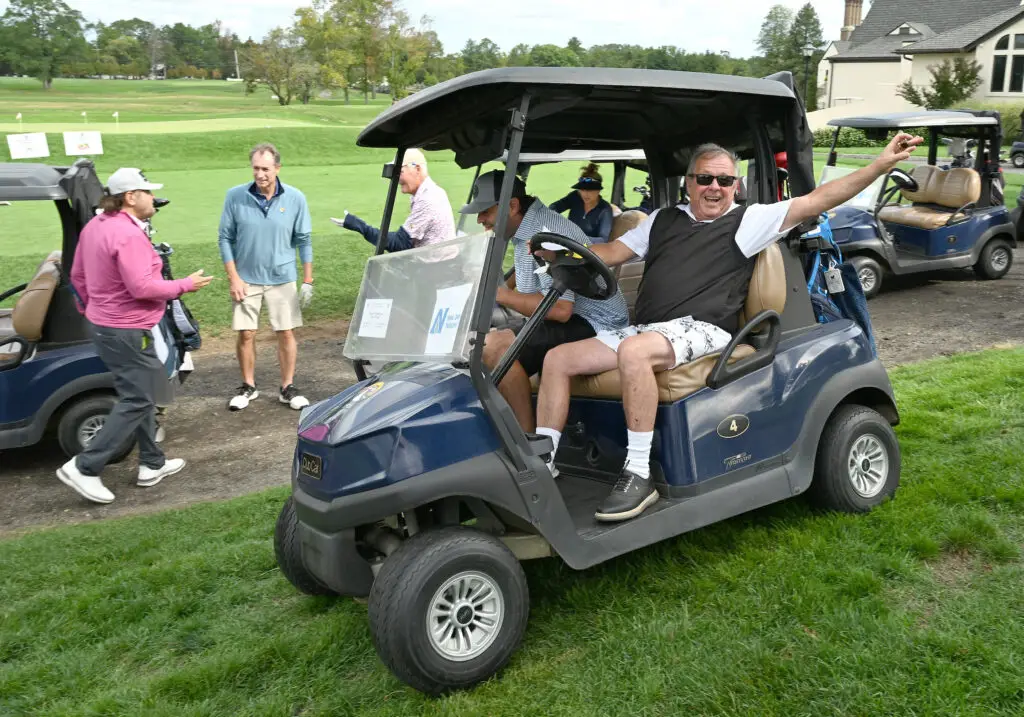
top-left (595, 316), bottom-right (732, 369)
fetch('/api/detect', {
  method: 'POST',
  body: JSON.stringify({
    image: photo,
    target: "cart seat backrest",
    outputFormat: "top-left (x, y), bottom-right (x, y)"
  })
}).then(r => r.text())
top-left (12, 250), bottom-right (62, 342)
top-left (609, 210), bottom-right (650, 320)
top-left (902, 165), bottom-right (980, 209)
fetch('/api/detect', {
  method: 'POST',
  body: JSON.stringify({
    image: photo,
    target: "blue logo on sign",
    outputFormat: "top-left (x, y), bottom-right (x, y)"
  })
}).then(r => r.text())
top-left (429, 308), bottom-right (449, 334)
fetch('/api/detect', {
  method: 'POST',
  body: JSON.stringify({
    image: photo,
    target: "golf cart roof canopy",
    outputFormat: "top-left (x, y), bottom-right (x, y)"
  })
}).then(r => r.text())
top-left (0, 163), bottom-right (70, 201)
top-left (357, 67), bottom-right (806, 172)
top-left (827, 111), bottom-right (1000, 129)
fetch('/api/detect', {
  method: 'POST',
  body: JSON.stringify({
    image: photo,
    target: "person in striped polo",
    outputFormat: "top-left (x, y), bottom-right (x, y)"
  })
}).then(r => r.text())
top-left (460, 170), bottom-right (628, 433)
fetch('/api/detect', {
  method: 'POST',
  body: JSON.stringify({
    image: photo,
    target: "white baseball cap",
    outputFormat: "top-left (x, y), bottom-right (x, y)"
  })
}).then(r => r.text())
top-left (106, 167), bottom-right (163, 195)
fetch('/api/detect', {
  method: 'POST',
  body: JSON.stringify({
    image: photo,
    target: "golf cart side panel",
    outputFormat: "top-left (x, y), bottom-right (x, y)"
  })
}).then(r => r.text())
top-left (884, 209), bottom-right (1009, 258)
top-left (293, 366), bottom-right (501, 503)
top-left (0, 360), bottom-right (114, 449)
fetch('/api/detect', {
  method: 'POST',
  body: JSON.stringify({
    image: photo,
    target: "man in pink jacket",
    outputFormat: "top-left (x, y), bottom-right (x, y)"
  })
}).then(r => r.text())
top-left (60, 168), bottom-right (213, 505)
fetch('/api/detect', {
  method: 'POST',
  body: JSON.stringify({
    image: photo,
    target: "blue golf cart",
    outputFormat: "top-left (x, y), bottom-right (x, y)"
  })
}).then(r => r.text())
top-left (0, 160), bottom-right (135, 461)
top-left (275, 67), bottom-right (903, 694)
top-left (821, 110), bottom-right (1014, 298)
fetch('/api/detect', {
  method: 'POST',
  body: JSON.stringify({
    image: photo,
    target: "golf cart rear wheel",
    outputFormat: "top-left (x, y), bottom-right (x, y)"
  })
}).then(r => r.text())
top-left (368, 526), bottom-right (529, 695)
top-left (849, 256), bottom-right (883, 299)
top-left (1013, 153), bottom-right (1024, 168)
top-left (974, 238), bottom-right (1013, 280)
top-left (57, 396), bottom-right (135, 464)
top-left (810, 404), bottom-right (900, 513)
top-left (274, 497), bottom-right (334, 595)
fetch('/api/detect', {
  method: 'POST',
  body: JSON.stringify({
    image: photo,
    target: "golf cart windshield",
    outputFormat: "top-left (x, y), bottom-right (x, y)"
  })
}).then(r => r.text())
top-left (343, 233), bottom-right (491, 363)
top-left (819, 165), bottom-right (886, 211)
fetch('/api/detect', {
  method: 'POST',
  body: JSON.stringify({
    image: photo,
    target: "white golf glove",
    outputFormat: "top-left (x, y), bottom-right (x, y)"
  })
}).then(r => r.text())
top-left (299, 282), bottom-right (314, 308)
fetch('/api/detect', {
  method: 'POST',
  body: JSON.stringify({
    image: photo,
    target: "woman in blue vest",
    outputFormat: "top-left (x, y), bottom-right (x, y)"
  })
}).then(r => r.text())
top-left (549, 163), bottom-right (614, 243)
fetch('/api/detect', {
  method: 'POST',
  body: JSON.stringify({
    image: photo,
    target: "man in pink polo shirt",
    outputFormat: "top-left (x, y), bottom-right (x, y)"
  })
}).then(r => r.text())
top-left (60, 168), bottom-right (213, 505)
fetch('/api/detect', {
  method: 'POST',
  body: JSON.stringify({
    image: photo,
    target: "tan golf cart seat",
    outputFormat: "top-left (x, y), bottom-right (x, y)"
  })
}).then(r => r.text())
top-left (531, 241), bottom-right (786, 403)
top-left (0, 250), bottom-right (62, 358)
top-left (877, 165), bottom-right (981, 230)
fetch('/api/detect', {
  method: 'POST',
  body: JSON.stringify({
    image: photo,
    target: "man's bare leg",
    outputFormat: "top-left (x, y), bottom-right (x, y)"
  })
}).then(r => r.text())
top-left (594, 333), bottom-right (674, 522)
top-left (536, 337), bottom-right (619, 440)
top-left (237, 330), bottom-right (257, 386)
top-left (482, 329), bottom-right (536, 431)
top-left (277, 329), bottom-right (297, 388)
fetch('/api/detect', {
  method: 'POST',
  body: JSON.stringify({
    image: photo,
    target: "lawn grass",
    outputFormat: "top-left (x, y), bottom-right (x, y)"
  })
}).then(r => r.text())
top-left (2, 347), bottom-right (1023, 715)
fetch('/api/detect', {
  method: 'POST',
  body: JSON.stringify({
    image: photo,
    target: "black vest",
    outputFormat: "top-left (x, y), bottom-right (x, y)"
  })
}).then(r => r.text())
top-left (634, 206), bottom-right (756, 333)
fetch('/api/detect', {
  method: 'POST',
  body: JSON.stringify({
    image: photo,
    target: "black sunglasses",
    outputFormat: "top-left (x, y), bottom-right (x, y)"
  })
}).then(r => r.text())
top-left (688, 173), bottom-right (738, 187)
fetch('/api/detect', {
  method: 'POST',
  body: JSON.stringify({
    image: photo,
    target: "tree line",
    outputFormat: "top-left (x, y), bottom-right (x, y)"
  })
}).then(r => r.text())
top-left (0, 0), bottom-right (828, 106)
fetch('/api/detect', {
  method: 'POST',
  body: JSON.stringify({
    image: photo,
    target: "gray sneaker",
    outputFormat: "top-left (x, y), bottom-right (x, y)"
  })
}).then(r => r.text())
top-left (594, 469), bottom-right (658, 522)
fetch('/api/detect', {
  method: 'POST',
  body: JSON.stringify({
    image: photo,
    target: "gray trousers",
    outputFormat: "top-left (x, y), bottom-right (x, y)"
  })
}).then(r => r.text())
top-left (77, 325), bottom-right (165, 476)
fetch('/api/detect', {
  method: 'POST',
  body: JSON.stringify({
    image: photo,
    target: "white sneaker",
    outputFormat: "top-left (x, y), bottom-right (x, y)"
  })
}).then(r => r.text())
top-left (229, 384), bottom-right (259, 411)
top-left (138, 458), bottom-right (186, 487)
top-left (57, 457), bottom-right (115, 504)
top-left (279, 384), bottom-right (309, 410)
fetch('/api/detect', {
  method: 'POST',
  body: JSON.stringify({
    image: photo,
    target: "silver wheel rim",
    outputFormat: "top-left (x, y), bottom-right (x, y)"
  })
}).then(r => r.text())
top-left (426, 570), bottom-right (504, 661)
top-left (991, 247), bottom-right (1010, 271)
top-left (78, 416), bottom-right (105, 447)
top-left (848, 434), bottom-right (889, 498)
top-left (858, 266), bottom-right (878, 293)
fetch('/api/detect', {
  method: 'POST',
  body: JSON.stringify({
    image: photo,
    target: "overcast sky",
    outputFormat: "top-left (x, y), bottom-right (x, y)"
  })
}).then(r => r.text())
top-left (1, 0), bottom-right (848, 57)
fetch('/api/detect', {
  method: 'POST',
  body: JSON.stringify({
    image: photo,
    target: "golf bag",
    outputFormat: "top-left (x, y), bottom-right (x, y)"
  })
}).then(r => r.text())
top-left (802, 214), bottom-right (878, 357)
top-left (153, 241), bottom-right (202, 383)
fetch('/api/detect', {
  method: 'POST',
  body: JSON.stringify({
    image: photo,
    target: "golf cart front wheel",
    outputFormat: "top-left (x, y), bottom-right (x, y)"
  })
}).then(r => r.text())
top-left (974, 238), bottom-right (1013, 280)
top-left (274, 497), bottom-right (335, 595)
top-left (57, 396), bottom-right (135, 464)
top-left (810, 404), bottom-right (901, 512)
top-left (849, 255), bottom-right (883, 299)
top-left (368, 526), bottom-right (529, 695)
top-left (1013, 153), bottom-right (1024, 168)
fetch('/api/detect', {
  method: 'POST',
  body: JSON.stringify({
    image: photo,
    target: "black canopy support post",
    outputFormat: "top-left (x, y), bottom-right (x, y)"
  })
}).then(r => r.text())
top-left (610, 161), bottom-right (626, 208)
top-left (827, 127), bottom-right (839, 167)
top-left (491, 288), bottom-right (560, 385)
top-left (455, 163), bottom-right (482, 235)
top-left (376, 147), bottom-right (406, 256)
top-left (467, 93), bottom-right (532, 473)
top-left (927, 129), bottom-right (938, 166)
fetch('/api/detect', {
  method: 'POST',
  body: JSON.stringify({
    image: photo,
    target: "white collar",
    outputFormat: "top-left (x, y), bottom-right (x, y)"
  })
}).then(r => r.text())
top-left (678, 202), bottom-right (739, 224)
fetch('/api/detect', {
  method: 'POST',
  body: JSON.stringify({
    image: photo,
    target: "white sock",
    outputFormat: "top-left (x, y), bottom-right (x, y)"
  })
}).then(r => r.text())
top-left (625, 430), bottom-right (653, 479)
top-left (536, 427), bottom-right (561, 461)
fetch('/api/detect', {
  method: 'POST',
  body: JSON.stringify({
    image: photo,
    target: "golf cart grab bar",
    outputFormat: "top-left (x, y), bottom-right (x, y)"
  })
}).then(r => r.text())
top-left (0, 335), bottom-right (31, 372)
top-left (945, 202), bottom-right (977, 225)
top-left (706, 310), bottom-right (781, 390)
top-left (0, 282), bottom-right (27, 303)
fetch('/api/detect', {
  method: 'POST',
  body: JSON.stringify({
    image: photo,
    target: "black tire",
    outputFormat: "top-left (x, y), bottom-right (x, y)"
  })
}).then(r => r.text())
top-left (973, 238), bottom-right (1013, 280)
top-left (849, 255), bottom-right (883, 299)
top-left (56, 395), bottom-right (135, 464)
top-left (810, 405), bottom-right (901, 513)
top-left (274, 497), bottom-right (334, 595)
top-left (368, 527), bottom-right (529, 695)
top-left (1013, 153), bottom-right (1024, 169)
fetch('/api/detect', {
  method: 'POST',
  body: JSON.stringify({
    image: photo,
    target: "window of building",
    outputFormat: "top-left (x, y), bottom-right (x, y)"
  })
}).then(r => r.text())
top-left (992, 54), bottom-right (1008, 92)
top-left (996, 34), bottom-right (1010, 51)
top-left (1011, 55), bottom-right (1024, 92)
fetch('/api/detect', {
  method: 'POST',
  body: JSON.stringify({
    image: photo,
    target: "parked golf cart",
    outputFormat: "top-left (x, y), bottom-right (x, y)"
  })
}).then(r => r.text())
top-left (0, 159), bottom-right (136, 461)
top-left (822, 110), bottom-right (1014, 298)
top-left (275, 67), bottom-right (902, 694)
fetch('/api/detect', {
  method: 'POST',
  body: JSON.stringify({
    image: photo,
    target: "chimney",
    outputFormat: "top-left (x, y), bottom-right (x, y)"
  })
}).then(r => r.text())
top-left (841, 0), bottom-right (863, 41)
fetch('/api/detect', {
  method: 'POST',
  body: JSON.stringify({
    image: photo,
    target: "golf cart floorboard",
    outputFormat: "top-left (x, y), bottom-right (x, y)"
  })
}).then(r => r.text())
top-left (557, 473), bottom-right (678, 538)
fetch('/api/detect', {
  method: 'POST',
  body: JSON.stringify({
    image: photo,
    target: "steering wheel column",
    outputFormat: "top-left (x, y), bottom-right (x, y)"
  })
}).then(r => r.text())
top-left (490, 231), bottom-right (617, 386)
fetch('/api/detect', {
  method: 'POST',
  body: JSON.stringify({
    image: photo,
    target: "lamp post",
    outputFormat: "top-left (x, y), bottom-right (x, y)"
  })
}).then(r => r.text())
top-left (802, 45), bottom-right (815, 107)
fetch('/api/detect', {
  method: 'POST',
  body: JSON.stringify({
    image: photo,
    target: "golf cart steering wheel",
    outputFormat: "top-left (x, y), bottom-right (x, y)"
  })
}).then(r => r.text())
top-left (529, 231), bottom-right (618, 300)
top-left (874, 168), bottom-right (918, 222)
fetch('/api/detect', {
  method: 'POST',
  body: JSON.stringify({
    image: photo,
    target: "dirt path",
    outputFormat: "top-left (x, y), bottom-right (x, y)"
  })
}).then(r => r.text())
top-left (2, 254), bottom-right (1023, 535)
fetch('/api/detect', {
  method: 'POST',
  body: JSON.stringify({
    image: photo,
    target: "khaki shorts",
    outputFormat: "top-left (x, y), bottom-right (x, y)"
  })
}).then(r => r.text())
top-left (233, 281), bottom-right (303, 332)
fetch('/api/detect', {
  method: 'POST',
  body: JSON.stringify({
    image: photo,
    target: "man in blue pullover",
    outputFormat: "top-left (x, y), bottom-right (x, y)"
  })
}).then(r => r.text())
top-left (218, 143), bottom-right (313, 411)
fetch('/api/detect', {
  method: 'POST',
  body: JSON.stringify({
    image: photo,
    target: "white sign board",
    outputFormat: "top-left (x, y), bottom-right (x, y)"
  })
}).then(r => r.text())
top-left (6, 133), bottom-right (50, 159)
top-left (424, 283), bottom-right (474, 356)
top-left (357, 298), bottom-right (393, 338)
top-left (63, 131), bottom-right (103, 156)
